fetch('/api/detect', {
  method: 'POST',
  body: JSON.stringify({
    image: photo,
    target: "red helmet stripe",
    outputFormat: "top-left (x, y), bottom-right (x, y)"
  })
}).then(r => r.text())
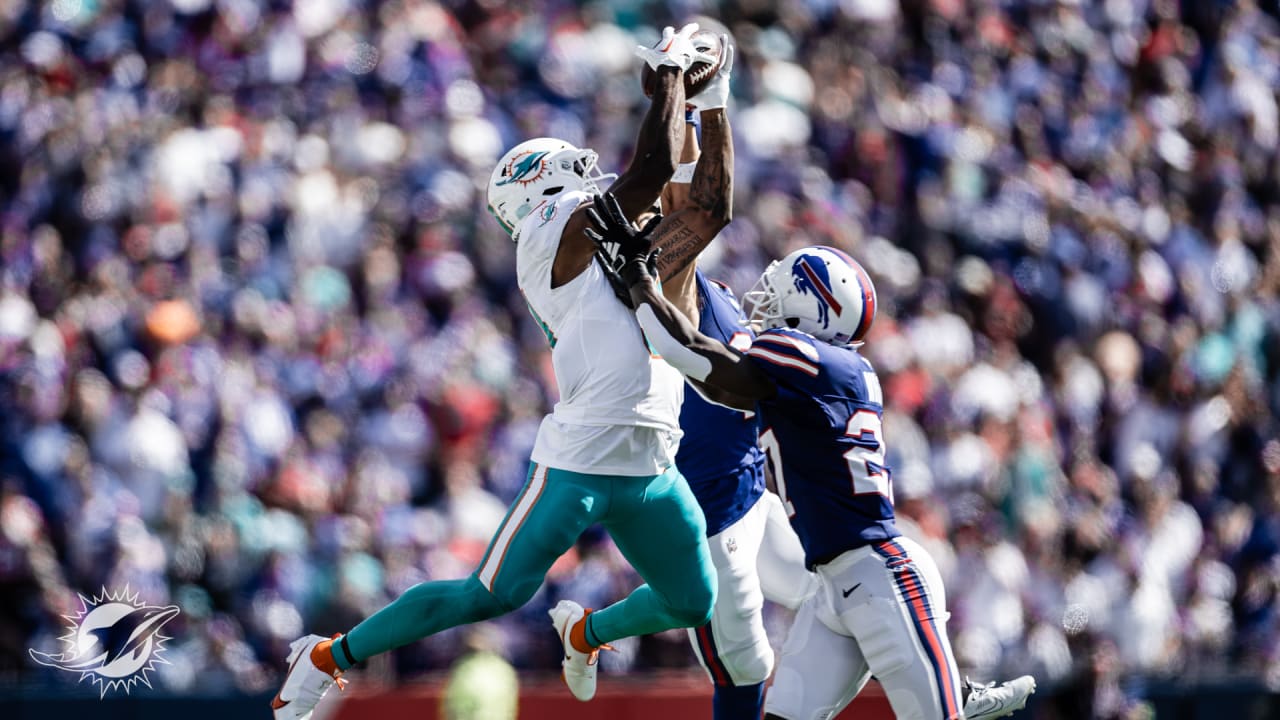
top-left (814, 246), bottom-right (875, 341)
top-left (818, 245), bottom-right (858, 266)
top-left (850, 257), bottom-right (876, 340)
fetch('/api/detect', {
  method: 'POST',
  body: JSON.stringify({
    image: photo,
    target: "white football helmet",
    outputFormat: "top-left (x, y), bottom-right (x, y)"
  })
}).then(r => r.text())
top-left (743, 246), bottom-right (878, 345)
top-left (486, 138), bottom-right (615, 235)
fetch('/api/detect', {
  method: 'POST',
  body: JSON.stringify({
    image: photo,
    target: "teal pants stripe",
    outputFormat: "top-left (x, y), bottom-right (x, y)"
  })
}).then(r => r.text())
top-left (338, 462), bottom-right (715, 667)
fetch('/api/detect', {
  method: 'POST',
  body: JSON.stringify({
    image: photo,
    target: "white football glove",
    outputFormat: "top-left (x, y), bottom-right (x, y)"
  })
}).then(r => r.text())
top-left (687, 38), bottom-right (733, 112)
top-left (635, 23), bottom-right (715, 72)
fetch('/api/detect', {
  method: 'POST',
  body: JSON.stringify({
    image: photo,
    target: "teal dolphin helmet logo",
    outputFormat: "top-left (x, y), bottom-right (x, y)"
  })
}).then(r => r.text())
top-left (487, 138), bottom-right (617, 237)
top-left (496, 151), bottom-right (550, 187)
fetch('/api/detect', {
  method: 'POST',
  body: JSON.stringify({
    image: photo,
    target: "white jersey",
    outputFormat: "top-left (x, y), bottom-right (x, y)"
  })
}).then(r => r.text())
top-left (515, 190), bottom-right (684, 476)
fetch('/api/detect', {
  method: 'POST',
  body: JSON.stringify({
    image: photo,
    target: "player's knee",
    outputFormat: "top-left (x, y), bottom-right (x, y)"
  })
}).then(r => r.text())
top-left (882, 687), bottom-right (931, 720)
top-left (722, 644), bottom-right (774, 685)
top-left (469, 574), bottom-right (533, 616)
top-left (672, 582), bottom-right (716, 627)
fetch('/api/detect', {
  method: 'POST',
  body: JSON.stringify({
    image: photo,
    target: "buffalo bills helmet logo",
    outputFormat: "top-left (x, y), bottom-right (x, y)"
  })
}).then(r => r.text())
top-left (791, 255), bottom-right (844, 329)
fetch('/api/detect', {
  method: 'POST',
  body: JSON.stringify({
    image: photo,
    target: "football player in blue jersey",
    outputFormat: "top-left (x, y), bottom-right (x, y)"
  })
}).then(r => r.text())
top-left (586, 196), bottom-right (1037, 720)
top-left (644, 109), bottom-right (820, 720)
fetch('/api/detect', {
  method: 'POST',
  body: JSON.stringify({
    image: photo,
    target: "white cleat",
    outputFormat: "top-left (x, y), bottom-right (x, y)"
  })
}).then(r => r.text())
top-left (549, 600), bottom-right (604, 701)
top-left (962, 675), bottom-right (1037, 720)
top-left (271, 634), bottom-right (347, 720)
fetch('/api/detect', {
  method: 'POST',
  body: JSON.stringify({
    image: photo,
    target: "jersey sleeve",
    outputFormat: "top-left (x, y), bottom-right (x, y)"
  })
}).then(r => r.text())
top-left (745, 328), bottom-right (822, 388)
top-left (513, 190), bottom-right (591, 265)
top-left (515, 190), bottom-right (592, 327)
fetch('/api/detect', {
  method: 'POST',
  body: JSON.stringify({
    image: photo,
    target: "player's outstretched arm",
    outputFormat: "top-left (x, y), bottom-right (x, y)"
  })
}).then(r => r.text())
top-left (657, 113), bottom-right (702, 322)
top-left (611, 22), bottom-right (718, 219)
top-left (552, 30), bottom-right (696, 288)
top-left (607, 63), bottom-right (686, 215)
top-left (633, 268), bottom-right (771, 411)
top-left (649, 105), bottom-right (732, 282)
top-left (650, 40), bottom-right (735, 284)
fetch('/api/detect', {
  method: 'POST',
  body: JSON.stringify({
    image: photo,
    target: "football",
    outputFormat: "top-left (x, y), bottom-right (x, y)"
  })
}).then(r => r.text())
top-left (640, 30), bottom-right (725, 100)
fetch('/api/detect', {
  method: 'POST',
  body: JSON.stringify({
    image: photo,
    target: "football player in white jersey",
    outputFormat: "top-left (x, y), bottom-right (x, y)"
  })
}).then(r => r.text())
top-left (270, 23), bottom-right (738, 719)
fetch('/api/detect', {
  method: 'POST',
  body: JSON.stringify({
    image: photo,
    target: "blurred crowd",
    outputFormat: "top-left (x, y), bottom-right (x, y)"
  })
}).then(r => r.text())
top-left (2, 0), bottom-right (1280, 713)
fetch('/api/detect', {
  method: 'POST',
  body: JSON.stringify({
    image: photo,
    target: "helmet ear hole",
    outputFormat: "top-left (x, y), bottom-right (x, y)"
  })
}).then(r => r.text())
top-left (785, 317), bottom-right (800, 329)
top-left (542, 186), bottom-right (564, 196)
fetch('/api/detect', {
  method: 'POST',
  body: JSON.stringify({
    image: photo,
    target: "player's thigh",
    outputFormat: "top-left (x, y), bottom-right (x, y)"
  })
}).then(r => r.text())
top-left (755, 492), bottom-right (818, 611)
top-left (475, 463), bottom-right (605, 608)
top-left (688, 497), bottom-right (772, 685)
top-left (605, 467), bottom-right (714, 599)
top-left (833, 539), bottom-right (963, 720)
top-left (764, 592), bottom-right (870, 720)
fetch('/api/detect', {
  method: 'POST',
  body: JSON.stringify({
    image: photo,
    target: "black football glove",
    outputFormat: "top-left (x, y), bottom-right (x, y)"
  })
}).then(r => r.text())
top-left (585, 192), bottom-right (663, 307)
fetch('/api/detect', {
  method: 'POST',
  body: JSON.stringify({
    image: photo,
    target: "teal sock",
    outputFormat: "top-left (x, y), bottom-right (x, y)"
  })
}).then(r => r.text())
top-left (584, 615), bottom-right (604, 648)
top-left (329, 635), bottom-right (358, 671)
top-left (341, 576), bottom-right (508, 663)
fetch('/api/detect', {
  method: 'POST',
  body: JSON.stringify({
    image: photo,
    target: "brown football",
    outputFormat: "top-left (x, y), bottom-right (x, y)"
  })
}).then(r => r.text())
top-left (640, 30), bottom-right (725, 100)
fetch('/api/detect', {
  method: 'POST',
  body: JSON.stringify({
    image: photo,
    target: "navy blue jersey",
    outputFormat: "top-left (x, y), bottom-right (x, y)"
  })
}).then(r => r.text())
top-left (745, 328), bottom-right (900, 568)
top-left (676, 270), bottom-right (766, 536)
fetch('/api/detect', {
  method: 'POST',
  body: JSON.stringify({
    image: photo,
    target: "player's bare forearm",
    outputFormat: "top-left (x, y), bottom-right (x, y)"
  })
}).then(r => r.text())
top-left (689, 109), bottom-right (732, 225)
top-left (607, 67), bottom-right (686, 219)
top-left (661, 255), bottom-right (699, 323)
top-left (659, 116), bottom-right (702, 321)
top-left (688, 377), bottom-right (759, 412)
top-left (629, 272), bottom-right (773, 406)
top-left (652, 109), bottom-right (732, 279)
top-left (661, 117), bottom-right (702, 214)
top-left (555, 74), bottom-right (687, 288)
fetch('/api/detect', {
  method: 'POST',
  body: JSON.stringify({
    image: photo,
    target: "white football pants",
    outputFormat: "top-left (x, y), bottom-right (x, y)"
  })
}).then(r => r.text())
top-left (764, 536), bottom-right (964, 720)
top-left (688, 492), bottom-right (819, 686)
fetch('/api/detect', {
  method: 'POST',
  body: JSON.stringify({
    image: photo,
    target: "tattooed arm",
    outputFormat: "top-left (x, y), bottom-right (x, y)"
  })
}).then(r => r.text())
top-left (648, 107), bottom-right (733, 284)
top-left (658, 116), bottom-right (702, 322)
top-left (552, 66), bottom-right (685, 288)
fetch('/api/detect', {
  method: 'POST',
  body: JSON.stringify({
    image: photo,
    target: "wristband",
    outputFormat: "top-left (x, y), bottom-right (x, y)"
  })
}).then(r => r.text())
top-left (671, 161), bottom-right (697, 184)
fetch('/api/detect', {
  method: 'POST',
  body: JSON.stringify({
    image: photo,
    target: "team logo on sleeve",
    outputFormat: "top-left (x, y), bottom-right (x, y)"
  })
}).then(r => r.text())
top-left (496, 150), bottom-right (550, 187)
top-left (792, 255), bottom-right (843, 329)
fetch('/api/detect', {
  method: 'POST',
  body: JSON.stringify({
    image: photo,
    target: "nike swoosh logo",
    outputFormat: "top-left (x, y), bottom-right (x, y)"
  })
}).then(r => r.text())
top-left (271, 644), bottom-right (310, 710)
top-left (968, 698), bottom-right (1002, 714)
top-left (842, 583), bottom-right (861, 598)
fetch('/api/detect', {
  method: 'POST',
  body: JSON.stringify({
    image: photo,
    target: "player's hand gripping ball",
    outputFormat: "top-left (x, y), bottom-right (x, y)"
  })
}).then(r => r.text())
top-left (640, 29), bottom-right (725, 100)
